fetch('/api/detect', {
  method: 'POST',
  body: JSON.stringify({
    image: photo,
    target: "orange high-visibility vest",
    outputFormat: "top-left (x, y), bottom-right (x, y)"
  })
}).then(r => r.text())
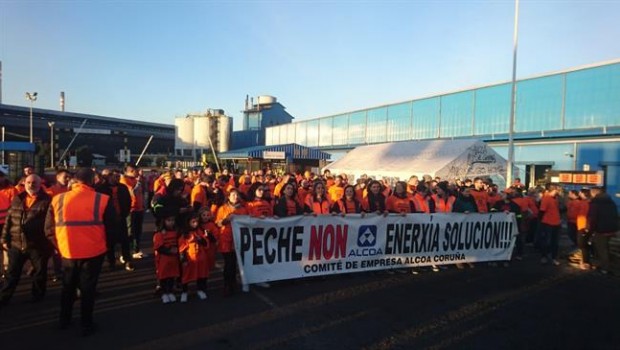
top-left (52, 184), bottom-right (109, 259)
top-left (432, 194), bottom-right (456, 213)
top-left (413, 194), bottom-right (431, 213)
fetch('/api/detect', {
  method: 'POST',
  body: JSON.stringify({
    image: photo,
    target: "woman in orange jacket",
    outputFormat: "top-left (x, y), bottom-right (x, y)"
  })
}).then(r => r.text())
top-left (275, 182), bottom-right (304, 217)
top-left (246, 183), bottom-right (274, 218)
top-left (215, 189), bottom-right (248, 296)
top-left (303, 181), bottom-right (334, 215)
top-left (364, 180), bottom-right (388, 215)
top-left (334, 185), bottom-right (365, 215)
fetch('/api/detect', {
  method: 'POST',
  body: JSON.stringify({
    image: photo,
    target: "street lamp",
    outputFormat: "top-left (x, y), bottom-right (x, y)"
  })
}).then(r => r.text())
top-left (25, 92), bottom-right (38, 143)
top-left (48, 121), bottom-right (55, 168)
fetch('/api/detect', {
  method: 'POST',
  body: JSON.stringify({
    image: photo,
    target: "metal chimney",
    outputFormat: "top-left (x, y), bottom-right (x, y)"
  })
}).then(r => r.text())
top-left (60, 91), bottom-right (65, 112)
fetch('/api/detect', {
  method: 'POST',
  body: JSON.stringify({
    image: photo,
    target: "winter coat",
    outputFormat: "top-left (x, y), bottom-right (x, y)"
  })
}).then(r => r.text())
top-left (1, 189), bottom-right (53, 254)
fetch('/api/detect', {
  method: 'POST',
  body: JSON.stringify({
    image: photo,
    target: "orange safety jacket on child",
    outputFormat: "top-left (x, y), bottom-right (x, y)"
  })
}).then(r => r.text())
top-left (178, 230), bottom-right (209, 284)
top-left (153, 230), bottom-right (180, 280)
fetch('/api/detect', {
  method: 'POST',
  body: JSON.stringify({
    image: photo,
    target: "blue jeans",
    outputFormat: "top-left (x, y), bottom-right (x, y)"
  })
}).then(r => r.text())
top-left (537, 223), bottom-right (560, 260)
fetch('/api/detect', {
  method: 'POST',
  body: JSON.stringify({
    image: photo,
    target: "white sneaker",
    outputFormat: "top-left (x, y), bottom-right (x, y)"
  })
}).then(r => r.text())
top-left (168, 293), bottom-right (177, 303)
top-left (410, 269), bottom-right (419, 275)
top-left (255, 282), bottom-right (271, 288)
top-left (119, 256), bottom-right (126, 264)
top-left (132, 252), bottom-right (143, 259)
top-left (431, 265), bottom-right (440, 272)
top-left (180, 292), bottom-right (188, 303)
top-left (161, 294), bottom-right (171, 304)
top-left (197, 290), bottom-right (207, 300)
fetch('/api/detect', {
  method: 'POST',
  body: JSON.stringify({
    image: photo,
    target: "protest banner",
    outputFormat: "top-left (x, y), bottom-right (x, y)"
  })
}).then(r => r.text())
top-left (232, 213), bottom-right (517, 286)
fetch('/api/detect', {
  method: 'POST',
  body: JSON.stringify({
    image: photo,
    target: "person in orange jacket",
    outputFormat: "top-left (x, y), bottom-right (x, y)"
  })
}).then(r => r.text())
top-left (275, 183), bottom-right (304, 217)
top-left (237, 175), bottom-right (253, 201)
top-left (215, 189), bottom-right (248, 296)
top-left (432, 182), bottom-right (456, 213)
top-left (327, 175), bottom-right (345, 202)
top-left (304, 181), bottom-right (334, 215)
top-left (44, 168), bottom-right (116, 336)
top-left (334, 185), bottom-right (365, 215)
top-left (297, 180), bottom-right (312, 207)
top-left (198, 207), bottom-right (218, 282)
top-left (469, 177), bottom-right (490, 213)
top-left (386, 181), bottom-right (417, 214)
top-left (565, 190), bottom-right (582, 248)
top-left (1, 175), bottom-right (52, 306)
top-left (363, 180), bottom-right (388, 215)
top-left (412, 184), bottom-right (435, 214)
top-left (575, 189), bottom-right (591, 269)
top-left (46, 170), bottom-right (72, 198)
top-left (0, 170), bottom-right (18, 277)
top-left (178, 214), bottom-right (210, 302)
top-left (538, 184), bottom-right (562, 266)
top-left (190, 175), bottom-right (209, 212)
top-left (121, 165), bottom-right (146, 259)
top-left (247, 183), bottom-right (275, 218)
top-left (153, 215), bottom-right (180, 304)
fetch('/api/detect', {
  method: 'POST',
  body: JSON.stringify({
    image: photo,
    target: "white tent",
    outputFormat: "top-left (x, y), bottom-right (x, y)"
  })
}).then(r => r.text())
top-left (323, 139), bottom-right (509, 187)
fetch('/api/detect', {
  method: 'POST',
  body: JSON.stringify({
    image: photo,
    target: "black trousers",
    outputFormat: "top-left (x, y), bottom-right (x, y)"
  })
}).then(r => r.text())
top-left (106, 219), bottom-right (131, 266)
top-left (0, 247), bottom-right (49, 304)
top-left (577, 232), bottom-right (592, 264)
top-left (127, 211), bottom-right (144, 253)
top-left (591, 234), bottom-right (612, 271)
top-left (222, 252), bottom-right (237, 289)
top-left (60, 255), bottom-right (104, 328)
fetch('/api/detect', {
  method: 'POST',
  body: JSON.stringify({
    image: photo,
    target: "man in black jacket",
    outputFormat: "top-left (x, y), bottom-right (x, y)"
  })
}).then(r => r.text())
top-left (0, 174), bottom-right (52, 305)
top-left (96, 169), bottom-right (134, 271)
top-left (587, 186), bottom-right (619, 274)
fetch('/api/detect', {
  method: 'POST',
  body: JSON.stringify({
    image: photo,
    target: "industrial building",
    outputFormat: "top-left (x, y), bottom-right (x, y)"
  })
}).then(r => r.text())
top-left (231, 95), bottom-right (294, 149)
top-left (0, 103), bottom-right (174, 179)
top-left (174, 109), bottom-right (232, 160)
top-left (265, 59), bottom-right (620, 206)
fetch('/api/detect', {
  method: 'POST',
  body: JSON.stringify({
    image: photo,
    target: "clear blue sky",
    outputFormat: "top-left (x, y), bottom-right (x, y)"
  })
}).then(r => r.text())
top-left (1, 0), bottom-right (619, 131)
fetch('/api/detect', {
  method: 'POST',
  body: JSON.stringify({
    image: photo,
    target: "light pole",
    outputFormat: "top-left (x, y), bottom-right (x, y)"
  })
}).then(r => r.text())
top-left (48, 121), bottom-right (55, 168)
top-left (506, 0), bottom-right (520, 187)
top-left (25, 92), bottom-right (38, 144)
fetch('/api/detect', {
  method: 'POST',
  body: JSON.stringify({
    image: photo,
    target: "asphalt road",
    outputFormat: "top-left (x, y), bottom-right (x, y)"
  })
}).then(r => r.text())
top-left (1, 214), bottom-right (618, 350)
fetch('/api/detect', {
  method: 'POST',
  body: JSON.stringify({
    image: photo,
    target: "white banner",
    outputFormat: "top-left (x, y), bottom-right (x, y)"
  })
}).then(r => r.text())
top-left (232, 213), bottom-right (518, 285)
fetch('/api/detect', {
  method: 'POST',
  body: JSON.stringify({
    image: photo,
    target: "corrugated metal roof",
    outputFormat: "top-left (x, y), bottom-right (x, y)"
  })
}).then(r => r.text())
top-left (219, 143), bottom-right (331, 160)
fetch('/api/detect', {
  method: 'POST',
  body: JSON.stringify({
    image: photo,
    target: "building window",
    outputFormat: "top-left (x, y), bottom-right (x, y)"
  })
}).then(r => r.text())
top-left (565, 63), bottom-right (620, 129)
top-left (515, 75), bottom-right (563, 132)
top-left (474, 83), bottom-right (511, 135)
top-left (412, 97), bottom-right (440, 140)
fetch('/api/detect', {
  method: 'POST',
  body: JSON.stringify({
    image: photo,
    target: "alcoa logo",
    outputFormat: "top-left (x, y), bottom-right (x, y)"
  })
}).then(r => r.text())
top-left (358, 225), bottom-right (377, 247)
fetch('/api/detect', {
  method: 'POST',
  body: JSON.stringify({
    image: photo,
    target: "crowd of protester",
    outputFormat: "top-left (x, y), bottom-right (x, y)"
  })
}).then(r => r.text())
top-left (0, 163), bottom-right (618, 335)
